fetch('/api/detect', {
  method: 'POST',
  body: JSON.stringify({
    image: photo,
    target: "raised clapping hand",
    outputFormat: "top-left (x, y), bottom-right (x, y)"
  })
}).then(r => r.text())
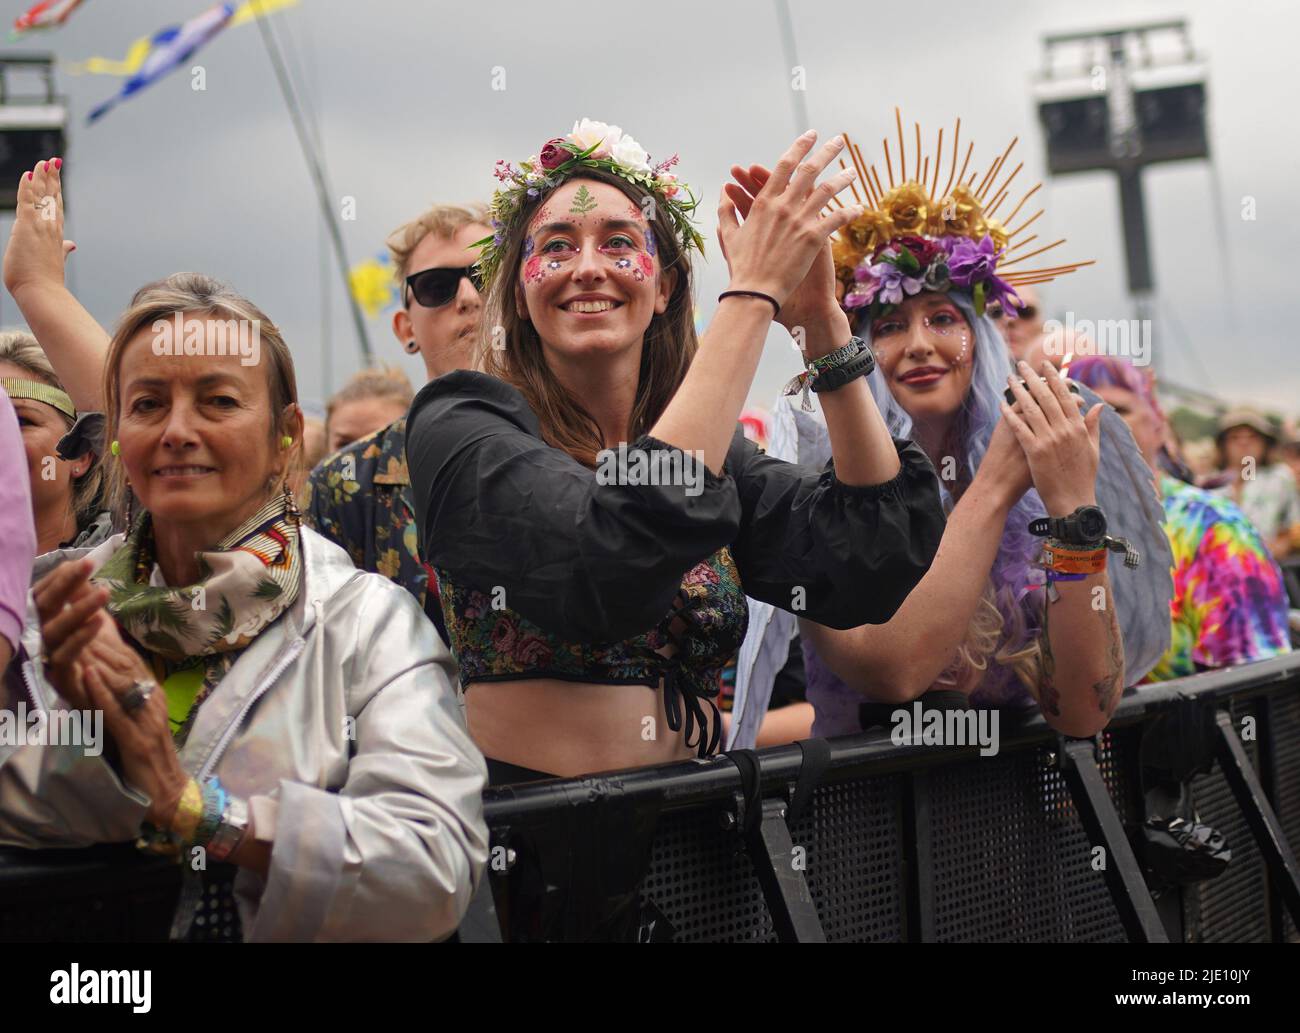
top-left (2, 157), bottom-right (74, 303)
top-left (1000, 360), bottom-right (1102, 515)
top-left (34, 559), bottom-right (189, 828)
top-left (715, 132), bottom-right (862, 330)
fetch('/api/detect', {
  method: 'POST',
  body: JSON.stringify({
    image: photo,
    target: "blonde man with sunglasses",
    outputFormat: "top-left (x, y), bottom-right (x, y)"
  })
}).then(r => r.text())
top-left (303, 203), bottom-right (490, 641)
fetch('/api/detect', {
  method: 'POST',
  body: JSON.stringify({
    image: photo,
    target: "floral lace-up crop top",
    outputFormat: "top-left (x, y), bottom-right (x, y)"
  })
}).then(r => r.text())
top-left (406, 370), bottom-right (947, 759)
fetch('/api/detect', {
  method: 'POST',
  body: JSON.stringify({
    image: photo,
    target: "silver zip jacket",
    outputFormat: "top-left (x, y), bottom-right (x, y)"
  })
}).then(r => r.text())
top-left (0, 526), bottom-right (488, 942)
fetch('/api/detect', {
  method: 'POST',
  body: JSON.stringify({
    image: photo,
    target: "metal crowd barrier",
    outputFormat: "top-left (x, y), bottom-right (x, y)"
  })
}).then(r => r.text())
top-left (477, 654), bottom-right (1300, 943)
top-left (1, 655), bottom-right (1298, 942)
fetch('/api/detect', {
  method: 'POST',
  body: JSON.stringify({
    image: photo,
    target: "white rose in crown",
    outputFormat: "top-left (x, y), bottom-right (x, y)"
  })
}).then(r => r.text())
top-left (569, 118), bottom-right (622, 159)
top-left (610, 134), bottom-right (651, 173)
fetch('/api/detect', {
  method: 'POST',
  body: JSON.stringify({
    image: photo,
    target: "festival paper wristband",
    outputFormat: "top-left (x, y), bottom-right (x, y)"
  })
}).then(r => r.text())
top-left (1043, 544), bottom-right (1107, 575)
top-left (169, 778), bottom-right (204, 843)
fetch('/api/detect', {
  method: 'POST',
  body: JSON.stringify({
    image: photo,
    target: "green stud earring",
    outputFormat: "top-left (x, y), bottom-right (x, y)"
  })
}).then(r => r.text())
top-left (109, 440), bottom-right (120, 456)
top-left (281, 435), bottom-right (293, 449)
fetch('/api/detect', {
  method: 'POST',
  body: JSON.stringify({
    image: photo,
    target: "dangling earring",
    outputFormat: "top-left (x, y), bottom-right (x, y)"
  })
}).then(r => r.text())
top-left (282, 481), bottom-right (303, 528)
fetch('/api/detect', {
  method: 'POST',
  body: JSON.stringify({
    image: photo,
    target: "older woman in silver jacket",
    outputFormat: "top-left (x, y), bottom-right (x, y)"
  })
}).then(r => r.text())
top-left (0, 264), bottom-right (487, 941)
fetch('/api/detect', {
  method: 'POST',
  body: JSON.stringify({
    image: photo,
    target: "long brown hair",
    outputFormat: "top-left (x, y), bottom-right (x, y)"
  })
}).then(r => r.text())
top-left (101, 272), bottom-right (302, 517)
top-left (480, 169), bottom-right (697, 467)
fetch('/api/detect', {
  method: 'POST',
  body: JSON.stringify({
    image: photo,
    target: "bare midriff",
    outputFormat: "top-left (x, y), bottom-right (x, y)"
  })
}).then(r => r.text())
top-left (466, 677), bottom-right (699, 778)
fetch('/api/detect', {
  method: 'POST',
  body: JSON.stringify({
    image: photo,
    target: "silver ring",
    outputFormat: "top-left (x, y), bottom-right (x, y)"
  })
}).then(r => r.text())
top-left (119, 679), bottom-right (156, 715)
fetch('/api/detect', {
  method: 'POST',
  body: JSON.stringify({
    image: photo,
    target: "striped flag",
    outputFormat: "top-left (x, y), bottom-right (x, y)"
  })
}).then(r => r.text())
top-left (68, 0), bottom-right (299, 76)
top-left (11, 0), bottom-right (87, 39)
top-left (87, 3), bottom-right (237, 124)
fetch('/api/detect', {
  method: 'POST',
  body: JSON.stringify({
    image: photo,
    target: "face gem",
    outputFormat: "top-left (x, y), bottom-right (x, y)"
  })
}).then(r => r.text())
top-left (615, 258), bottom-right (632, 269)
top-left (547, 260), bottom-right (562, 271)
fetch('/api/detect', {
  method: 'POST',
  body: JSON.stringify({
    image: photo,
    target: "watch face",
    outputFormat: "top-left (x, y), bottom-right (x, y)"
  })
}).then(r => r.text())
top-left (1078, 507), bottom-right (1107, 541)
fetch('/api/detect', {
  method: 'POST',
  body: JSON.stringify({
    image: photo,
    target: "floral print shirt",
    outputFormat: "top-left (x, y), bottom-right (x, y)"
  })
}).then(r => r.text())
top-left (303, 417), bottom-right (442, 636)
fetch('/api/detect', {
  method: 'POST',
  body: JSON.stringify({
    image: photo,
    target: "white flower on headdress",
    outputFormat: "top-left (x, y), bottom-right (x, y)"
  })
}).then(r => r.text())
top-left (570, 118), bottom-right (622, 159)
top-left (610, 133), bottom-right (651, 173)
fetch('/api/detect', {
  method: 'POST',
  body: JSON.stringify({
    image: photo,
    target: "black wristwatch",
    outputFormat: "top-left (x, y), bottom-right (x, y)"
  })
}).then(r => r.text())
top-left (811, 337), bottom-right (876, 394)
top-left (1028, 505), bottom-right (1107, 546)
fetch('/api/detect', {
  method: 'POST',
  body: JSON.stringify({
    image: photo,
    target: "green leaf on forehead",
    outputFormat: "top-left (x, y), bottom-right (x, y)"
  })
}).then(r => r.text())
top-left (569, 185), bottom-right (598, 214)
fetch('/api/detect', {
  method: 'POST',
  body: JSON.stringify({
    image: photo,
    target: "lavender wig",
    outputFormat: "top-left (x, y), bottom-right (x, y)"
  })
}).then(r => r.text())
top-left (856, 292), bottom-right (1047, 704)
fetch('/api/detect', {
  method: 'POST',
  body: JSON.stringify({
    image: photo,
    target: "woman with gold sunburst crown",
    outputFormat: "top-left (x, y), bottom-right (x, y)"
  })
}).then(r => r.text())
top-left (732, 111), bottom-right (1174, 745)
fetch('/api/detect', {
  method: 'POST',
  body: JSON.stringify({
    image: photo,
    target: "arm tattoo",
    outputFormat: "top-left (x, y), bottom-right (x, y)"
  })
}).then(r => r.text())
top-left (1038, 590), bottom-right (1062, 717)
top-left (1091, 597), bottom-right (1124, 714)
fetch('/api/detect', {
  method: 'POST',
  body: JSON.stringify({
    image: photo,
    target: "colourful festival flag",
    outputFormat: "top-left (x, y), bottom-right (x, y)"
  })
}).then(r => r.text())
top-left (349, 255), bottom-right (397, 319)
top-left (86, 3), bottom-right (237, 123)
top-left (11, 0), bottom-right (86, 39)
top-left (67, 0), bottom-right (298, 76)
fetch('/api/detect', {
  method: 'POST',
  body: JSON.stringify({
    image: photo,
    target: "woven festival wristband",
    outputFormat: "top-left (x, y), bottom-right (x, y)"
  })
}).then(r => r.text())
top-left (1043, 543), bottom-right (1107, 575)
top-left (812, 350), bottom-right (875, 394)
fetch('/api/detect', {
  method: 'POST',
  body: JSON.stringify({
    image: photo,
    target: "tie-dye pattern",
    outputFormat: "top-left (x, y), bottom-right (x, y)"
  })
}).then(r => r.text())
top-left (1145, 475), bottom-right (1291, 682)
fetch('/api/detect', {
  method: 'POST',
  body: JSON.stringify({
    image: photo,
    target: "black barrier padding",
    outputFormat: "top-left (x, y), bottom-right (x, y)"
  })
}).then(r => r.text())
top-left (788, 774), bottom-right (906, 942)
top-left (638, 806), bottom-right (776, 942)
top-left (928, 730), bottom-right (1138, 943)
top-left (1183, 704), bottom-right (1270, 943)
top-left (0, 844), bottom-right (178, 942)
top-left (1274, 690), bottom-right (1300, 943)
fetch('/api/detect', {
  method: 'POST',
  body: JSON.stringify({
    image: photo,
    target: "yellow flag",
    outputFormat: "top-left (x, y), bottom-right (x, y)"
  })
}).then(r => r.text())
top-left (349, 258), bottom-right (396, 318)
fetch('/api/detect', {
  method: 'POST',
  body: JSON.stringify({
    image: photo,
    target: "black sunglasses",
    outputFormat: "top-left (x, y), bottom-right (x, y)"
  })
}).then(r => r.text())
top-left (404, 266), bottom-right (483, 308)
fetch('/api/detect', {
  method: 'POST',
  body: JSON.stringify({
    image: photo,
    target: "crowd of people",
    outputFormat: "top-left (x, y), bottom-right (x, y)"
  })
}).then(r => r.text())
top-left (0, 114), bottom-right (1293, 941)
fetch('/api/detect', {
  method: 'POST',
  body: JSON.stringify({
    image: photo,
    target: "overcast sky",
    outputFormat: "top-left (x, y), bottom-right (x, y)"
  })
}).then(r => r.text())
top-left (1, 0), bottom-right (1296, 416)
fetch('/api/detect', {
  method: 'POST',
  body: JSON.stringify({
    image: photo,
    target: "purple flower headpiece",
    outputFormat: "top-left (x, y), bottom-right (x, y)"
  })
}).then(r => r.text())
top-left (844, 233), bottom-right (1022, 319)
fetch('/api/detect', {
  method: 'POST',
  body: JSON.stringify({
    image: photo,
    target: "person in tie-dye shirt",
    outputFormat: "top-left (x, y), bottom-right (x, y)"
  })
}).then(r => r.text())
top-left (1068, 357), bottom-right (1291, 678)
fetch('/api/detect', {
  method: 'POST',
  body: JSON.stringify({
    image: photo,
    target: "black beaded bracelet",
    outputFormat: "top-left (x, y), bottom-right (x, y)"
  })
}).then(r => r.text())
top-left (717, 289), bottom-right (780, 319)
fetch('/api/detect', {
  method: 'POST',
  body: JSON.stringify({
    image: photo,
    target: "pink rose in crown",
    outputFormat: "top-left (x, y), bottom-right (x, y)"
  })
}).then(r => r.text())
top-left (539, 138), bottom-right (568, 171)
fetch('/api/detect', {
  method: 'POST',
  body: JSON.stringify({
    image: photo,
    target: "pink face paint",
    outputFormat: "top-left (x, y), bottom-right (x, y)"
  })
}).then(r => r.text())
top-left (637, 252), bottom-right (654, 279)
top-left (524, 255), bottom-right (543, 283)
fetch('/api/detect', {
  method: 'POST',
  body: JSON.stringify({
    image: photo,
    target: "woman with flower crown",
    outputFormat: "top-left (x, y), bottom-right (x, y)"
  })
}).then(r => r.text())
top-left (405, 118), bottom-right (948, 783)
top-left (731, 114), bottom-right (1174, 745)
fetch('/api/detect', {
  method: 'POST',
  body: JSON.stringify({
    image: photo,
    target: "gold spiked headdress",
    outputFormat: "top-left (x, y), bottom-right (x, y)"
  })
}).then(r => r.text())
top-left (829, 109), bottom-right (1093, 318)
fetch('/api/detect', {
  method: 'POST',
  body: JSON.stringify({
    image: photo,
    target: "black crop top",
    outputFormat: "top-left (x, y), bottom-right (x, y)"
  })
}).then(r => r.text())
top-left (405, 370), bottom-right (945, 757)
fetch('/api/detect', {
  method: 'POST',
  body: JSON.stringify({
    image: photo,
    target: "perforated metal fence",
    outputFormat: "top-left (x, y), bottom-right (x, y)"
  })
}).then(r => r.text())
top-left (480, 656), bottom-right (1300, 944)
top-left (1, 657), bottom-right (1298, 942)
